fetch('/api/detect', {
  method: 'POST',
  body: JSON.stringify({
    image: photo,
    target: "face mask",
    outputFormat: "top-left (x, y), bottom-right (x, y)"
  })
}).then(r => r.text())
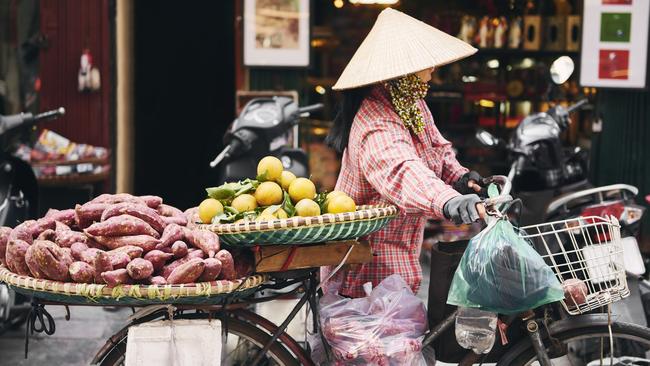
top-left (384, 73), bottom-right (429, 134)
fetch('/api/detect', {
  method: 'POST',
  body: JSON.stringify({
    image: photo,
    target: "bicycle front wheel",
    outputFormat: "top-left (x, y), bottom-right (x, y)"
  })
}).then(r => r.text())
top-left (98, 316), bottom-right (300, 366)
top-left (500, 321), bottom-right (650, 366)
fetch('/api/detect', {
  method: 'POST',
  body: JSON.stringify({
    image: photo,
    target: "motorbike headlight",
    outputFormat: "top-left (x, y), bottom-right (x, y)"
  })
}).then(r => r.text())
top-left (621, 205), bottom-right (645, 225)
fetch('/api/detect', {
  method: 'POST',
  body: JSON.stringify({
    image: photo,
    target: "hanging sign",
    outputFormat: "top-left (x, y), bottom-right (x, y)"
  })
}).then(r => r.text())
top-left (580, 0), bottom-right (649, 88)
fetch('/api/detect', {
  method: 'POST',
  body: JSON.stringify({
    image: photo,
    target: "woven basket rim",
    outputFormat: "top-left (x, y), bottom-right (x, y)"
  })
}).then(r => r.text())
top-left (199, 204), bottom-right (398, 235)
top-left (0, 266), bottom-right (267, 302)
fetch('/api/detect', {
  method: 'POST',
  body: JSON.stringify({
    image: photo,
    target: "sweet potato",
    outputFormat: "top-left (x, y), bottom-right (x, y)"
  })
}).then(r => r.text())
top-left (6, 239), bottom-right (31, 276)
top-left (85, 236), bottom-right (106, 249)
top-left (60, 247), bottom-right (74, 266)
top-left (127, 258), bottom-right (154, 280)
top-left (71, 242), bottom-right (90, 261)
top-left (37, 229), bottom-right (57, 242)
top-left (0, 226), bottom-right (13, 266)
top-left (69, 261), bottom-right (95, 283)
top-left (101, 268), bottom-right (132, 286)
top-left (140, 195), bottom-right (163, 209)
top-left (158, 204), bottom-right (184, 218)
top-left (158, 224), bottom-right (185, 248)
top-left (150, 276), bottom-right (167, 285)
top-left (216, 250), bottom-right (236, 280)
top-left (167, 258), bottom-right (205, 284)
top-left (92, 235), bottom-right (161, 252)
top-left (172, 241), bottom-right (188, 259)
top-left (110, 252), bottom-right (131, 269)
top-left (161, 216), bottom-right (187, 226)
top-left (92, 193), bottom-right (147, 206)
top-left (198, 258), bottom-right (222, 282)
top-left (158, 246), bottom-right (173, 254)
top-left (46, 209), bottom-right (76, 227)
top-left (184, 207), bottom-right (199, 224)
top-left (75, 203), bottom-right (109, 228)
top-left (185, 229), bottom-right (220, 258)
top-left (85, 215), bottom-right (160, 238)
top-left (144, 250), bottom-right (173, 272)
top-left (56, 229), bottom-right (88, 248)
top-left (80, 248), bottom-right (104, 265)
top-left (31, 241), bottom-right (71, 281)
top-left (29, 217), bottom-right (57, 238)
top-left (160, 250), bottom-right (205, 279)
top-left (107, 245), bottom-right (143, 260)
top-left (94, 251), bottom-right (113, 283)
top-left (9, 220), bottom-right (35, 245)
top-left (101, 203), bottom-right (166, 234)
top-left (55, 221), bottom-right (71, 233)
top-left (25, 245), bottom-right (46, 278)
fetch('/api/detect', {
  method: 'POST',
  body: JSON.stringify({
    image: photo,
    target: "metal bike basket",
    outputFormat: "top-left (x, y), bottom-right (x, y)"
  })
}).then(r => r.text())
top-left (519, 215), bottom-right (628, 315)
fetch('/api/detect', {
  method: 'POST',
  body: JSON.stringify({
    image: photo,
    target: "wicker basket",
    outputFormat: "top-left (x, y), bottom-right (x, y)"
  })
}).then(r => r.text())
top-left (199, 205), bottom-right (398, 246)
top-left (0, 266), bottom-right (267, 306)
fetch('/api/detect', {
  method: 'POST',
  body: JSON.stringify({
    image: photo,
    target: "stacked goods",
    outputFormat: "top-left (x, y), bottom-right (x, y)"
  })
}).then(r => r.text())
top-left (197, 156), bottom-right (357, 224)
top-left (0, 194), bottom-right (253, 286)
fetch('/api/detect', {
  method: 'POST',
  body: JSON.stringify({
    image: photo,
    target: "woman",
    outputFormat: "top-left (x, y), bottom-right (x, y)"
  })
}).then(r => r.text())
top-left (324, 8), bottom-right (485, 298)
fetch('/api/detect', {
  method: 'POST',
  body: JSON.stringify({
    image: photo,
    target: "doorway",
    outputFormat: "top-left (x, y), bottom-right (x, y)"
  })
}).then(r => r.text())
top-left (133, 1), bottom-right (235, 209)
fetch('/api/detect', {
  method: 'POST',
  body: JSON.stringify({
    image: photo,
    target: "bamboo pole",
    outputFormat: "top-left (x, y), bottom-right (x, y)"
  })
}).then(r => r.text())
top-left (116, 0), bottom-right (134, 193)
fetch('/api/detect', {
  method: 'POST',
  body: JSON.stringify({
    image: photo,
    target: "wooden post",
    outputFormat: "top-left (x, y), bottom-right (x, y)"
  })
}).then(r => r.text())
top-left (116, 0), bottom-right (134, 193)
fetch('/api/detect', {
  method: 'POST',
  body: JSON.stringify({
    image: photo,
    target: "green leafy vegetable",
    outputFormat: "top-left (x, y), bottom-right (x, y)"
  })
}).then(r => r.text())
top-left (281, 192), bottom-right (296, 217)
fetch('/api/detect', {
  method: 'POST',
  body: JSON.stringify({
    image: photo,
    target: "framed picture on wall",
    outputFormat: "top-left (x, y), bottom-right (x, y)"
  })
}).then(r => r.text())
top-left (243, 0), bottom-right (310, 67)
top-left (580, 0), bottom-right (650, 88)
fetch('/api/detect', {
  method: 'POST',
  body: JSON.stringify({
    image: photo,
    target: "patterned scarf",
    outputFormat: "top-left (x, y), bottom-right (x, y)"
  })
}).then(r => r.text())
top-left (384, 73), bottom-right (429, 134)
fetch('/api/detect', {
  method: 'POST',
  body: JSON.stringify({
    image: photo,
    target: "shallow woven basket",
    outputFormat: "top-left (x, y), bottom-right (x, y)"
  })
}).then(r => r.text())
top-left (199, 205), bottom-right (398, 246)
top-left (0, 266), bottom-right (267, 306)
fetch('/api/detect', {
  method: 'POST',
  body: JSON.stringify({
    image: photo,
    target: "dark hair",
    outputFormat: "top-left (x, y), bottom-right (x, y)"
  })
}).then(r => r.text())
top-left (326, 86), bottom-right (371, 153)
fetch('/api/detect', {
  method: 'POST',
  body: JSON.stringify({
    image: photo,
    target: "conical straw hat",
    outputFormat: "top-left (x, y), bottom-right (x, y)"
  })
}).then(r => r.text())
top-left (332, 8), bottom-right (477, 90)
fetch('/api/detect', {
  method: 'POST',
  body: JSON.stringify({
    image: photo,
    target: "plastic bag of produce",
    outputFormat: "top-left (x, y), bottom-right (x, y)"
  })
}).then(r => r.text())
top-left (447, 218), bottom-right (564, 314)
top-left (319, 274), bottom-right (430, 365)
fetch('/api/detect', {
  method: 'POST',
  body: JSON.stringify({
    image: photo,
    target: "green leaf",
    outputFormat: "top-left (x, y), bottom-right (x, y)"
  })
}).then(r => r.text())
top-left (256, 171), bottom-right (268, 182)
top-left (265, 204), bottom-right (282, 215)
top-left (487, 183), bottom-right (499, 199)
top-left (314, 192), bottom-right (328, 214)
top-left (224, 206), bottom-right (239, 215)
top-left (281, 192), bottom-right (296, 217)
top-left (234, 183), bottom-right (254, 196)
top-left (241, 178), bottom-right (260, 189)
top-left (206, 186), bottom-right (236, 200)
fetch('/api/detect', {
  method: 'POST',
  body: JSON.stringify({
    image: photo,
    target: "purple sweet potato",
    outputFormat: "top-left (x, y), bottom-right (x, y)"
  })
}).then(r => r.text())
top-left (85, 215), bottom-right (160, 238)
top-left (140, 195), bottom-right (163, 209)
top-left (92, 193), bottom-right (147, 206)
top-left (185, 229), bottom-right (220, 258)
top-left (69, 261), bottom-right (95, 283)
top-left (101, 203), bottom-right (166, 234)
top-left (75, 203), bottom-right (110, 228)
top-left (216, 250), bottom-right (236, 280)
top-left (0, 226), bottom-right (13, 266)
top-left (158, 224), bottom-right (185, 248)
top-left (107, 245), bottom-right (144, 260)
top-left (6, 239), bottom-right (31, 276)
top-left (46, 209), bottom-right (76, 227)
top-left (184, 207), bottom-right (199, 224)
top-left (198, 258), bottom-right (222, 282)
top-left (9, 220), bottom-right (36, 245)
top-left (56, 229), bottom-right (88, 248)
top-left (171, 241), bottom-right (188, 259)
top-left (59, 247), bottom-right (74, 267)
top-left (31, 241), bottom-right (71, 281)
top-left (71, 242), bottom-right (90, 261)
top-left (161, 216), bottom-right (187, 226)
top-left (158, 246), bottom-right (173, 254)
top-left (25, 245), bottom-right (46, 278)
top-left (158, 204), bottom-right (184, 218)
top-left (167, 258), bottom-right (205, 284)
top-left (126, 258), bottom-right (154, 280)
top-left (37, 229), bottom-right (57, 242)
top-left (29, 217), bottom-right (57, 238)
top-left (101, 268), bottom-right (132, 286)
top-left (149, 276), bottom-right (167, 285)
top-left (55, 221), bottom-right (71, 234)
top-left (85, 236), bottom-right (106, 249)
top-left (144, 250), bottom-right (173, 272)
top-left (110, 252), bottom-right (131, 269)
top-left (80, 248), bottom-right (104, 265)
top-left (94, 251), bottom-right (113, 283)
top-left (92, 235), bottom-right (161, 252)
top-left (161, 250), bottom-right (205, 279)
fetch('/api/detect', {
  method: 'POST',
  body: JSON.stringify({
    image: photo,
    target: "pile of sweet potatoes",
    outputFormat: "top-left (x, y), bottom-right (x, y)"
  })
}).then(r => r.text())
top-left (0, 193), bottom-right (253, 286)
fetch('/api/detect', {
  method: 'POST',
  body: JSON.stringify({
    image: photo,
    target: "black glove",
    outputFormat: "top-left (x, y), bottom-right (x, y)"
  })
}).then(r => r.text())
top-left (443, 194), bottom-right (482, 225)
top-left (453, 171), bottom-right (485, 196)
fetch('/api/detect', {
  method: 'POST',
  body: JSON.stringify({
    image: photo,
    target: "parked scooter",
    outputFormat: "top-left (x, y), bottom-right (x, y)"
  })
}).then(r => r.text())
top-left (0, 107), bottom-right (65, 334)
top-left (208, 97), bottom-right (322, 182)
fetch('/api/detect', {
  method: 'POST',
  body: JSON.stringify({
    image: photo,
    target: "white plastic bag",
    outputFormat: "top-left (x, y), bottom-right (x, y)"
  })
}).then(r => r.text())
top-left (319, 274), bottom-right (430, 365)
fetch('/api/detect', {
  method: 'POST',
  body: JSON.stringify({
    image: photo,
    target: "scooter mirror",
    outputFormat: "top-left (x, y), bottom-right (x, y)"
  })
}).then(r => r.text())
top-left (475, 129), bottom-right (501, 147)
top-left (550, 56), bottom-right (575, 85)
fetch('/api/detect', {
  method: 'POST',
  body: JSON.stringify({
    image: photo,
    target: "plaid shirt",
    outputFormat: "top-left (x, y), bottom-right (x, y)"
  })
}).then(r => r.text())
top-left (323, 85), bottom-right (468, 298)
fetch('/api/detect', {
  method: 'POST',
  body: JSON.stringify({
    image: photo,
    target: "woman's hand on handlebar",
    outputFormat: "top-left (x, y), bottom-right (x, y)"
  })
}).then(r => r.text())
top-left (443, 194), bottom-right (487, 225)
top-left (454, 171), bottom-right (487, 197)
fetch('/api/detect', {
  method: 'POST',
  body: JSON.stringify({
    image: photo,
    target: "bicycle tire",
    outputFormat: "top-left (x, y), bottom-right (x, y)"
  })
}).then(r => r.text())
top-left (498, 320), bottom-right (650, 366)
top-left (98, 316), bottom-right (300, 366)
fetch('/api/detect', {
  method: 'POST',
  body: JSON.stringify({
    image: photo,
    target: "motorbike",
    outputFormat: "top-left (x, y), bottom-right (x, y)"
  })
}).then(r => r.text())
top-left (0, 107), bottom-right (65, 334)
top-left (208, 96), bottom-right (323, 183)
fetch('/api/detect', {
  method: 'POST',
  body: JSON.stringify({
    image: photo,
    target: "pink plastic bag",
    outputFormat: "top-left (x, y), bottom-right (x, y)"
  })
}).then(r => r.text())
top-left (319, 274), bottom-right (430, 365)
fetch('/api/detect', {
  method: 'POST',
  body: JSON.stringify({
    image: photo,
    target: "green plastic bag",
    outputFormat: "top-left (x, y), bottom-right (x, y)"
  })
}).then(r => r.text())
top-left (446, 219), bottom-right (564, 314)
